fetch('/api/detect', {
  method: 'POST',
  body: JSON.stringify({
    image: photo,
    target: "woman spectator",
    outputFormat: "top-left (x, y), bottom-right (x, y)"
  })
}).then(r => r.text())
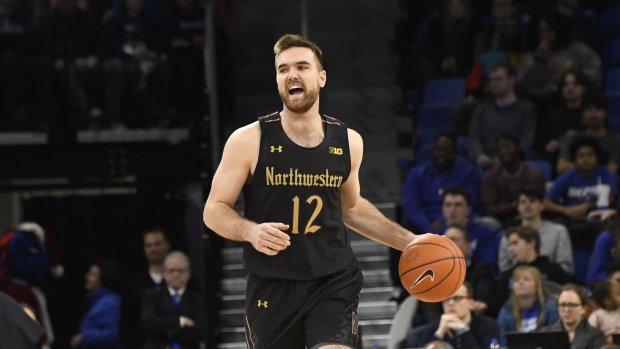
top-left (588, 280), bottom-right (620, 341)
top-left (70, 260), bottom-right (121, 349)
top-left (497, 266), bottom-right (558, 347)
top-left (540, 284), bottom-right (606, 349)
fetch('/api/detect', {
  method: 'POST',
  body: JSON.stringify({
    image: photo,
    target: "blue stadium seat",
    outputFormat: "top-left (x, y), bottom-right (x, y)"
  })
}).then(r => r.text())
top-left (527, 159), bottom-right (553, 183)
top-left (601, 5), bottom-right (620, 39)
top-left (415, 104), bottom-right (452, 147)
top-left (611, 37), bottom-right (620, 68)
top-left (423, 79), bottom-right (465, 106)
top-left (605, 69), bottom-right (620, 94)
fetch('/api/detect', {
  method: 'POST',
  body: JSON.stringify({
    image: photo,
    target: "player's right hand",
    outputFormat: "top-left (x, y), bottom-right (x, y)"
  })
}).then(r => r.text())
top-left (246, 222), bottom-right (291, 256)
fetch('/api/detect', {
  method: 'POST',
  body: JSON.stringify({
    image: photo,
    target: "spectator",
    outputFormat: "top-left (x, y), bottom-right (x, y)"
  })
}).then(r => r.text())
top-left (473, 0), bottom-right (525, 58)
top-left (498, 186), bottom-right (573, 274)
top-left (402, 133), bottom-right (481, 233)
top-left (468, 61), bottom-right (537, 168)
top-left (517, 11), bottom-right (601, 101)
top-left (436, 187), bottom-right (498, 270)
top-left (588, 280), bottom-right (620, 341)
top-left (121, 228), bottom-right (171, 349)
top-left (496, 226), bottom-right (571, 306)
top-left (162, 0), bottom-right (205, 125)
top-left (102, 0), bottom-right (169, 128)
top-left (481, 133), bottom-right (545, 226)
top-left (38, 0), bottom-right (104, 131)
top-left (545, 136), bottom-right (617, 249)
top-left (424, 340), bottom-right (455, 349)
top-left (536, 69), bottom-right (589, 166)
top-left (70, 260), bottom-right (122, 349)
top-left (404, 283), bottom-right (500, 349)
top-left (587, 208), bottom-right (619, 284)
top-left (557, 94), bottom-right (620, 176)
top-left (141, 251), bottom-right (208, 349)
top-left (416, 0), bottom-right (478, 83)
top-left (540, 284), bottom-right (606, 349)
top-left (497, 266), bottom-right (559, 347)
top-left (608, 261), bottom-right (620, 288)
top-left (444, 226), bottom-right (495, 315)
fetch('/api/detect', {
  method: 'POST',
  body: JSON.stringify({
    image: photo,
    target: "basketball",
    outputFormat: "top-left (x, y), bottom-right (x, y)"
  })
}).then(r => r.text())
top-left (399, 234), bottom-right (466, 302)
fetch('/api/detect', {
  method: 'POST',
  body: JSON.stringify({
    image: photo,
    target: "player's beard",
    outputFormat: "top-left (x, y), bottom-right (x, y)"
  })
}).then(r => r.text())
top-left (279, 85), bottom-right (320, 114)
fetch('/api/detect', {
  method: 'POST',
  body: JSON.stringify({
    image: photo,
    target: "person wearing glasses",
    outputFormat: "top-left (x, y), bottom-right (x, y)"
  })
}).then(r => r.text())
top-left (497, 266), bottom-right (558, 347)
top-left (404, 282), bottom-right (500, 348)
top-left (141, 251), bottom-right (208, 349)
top-left (540, 284), bottom-right (606, 349)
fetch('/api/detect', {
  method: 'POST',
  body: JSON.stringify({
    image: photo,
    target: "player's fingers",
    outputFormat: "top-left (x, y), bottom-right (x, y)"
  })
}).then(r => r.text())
top-left (265, 224), bottom-right (291, 244)
top-left (266, 223), bottom-right (291, 237)
top-left (262, 239), bottom-right (287, 251)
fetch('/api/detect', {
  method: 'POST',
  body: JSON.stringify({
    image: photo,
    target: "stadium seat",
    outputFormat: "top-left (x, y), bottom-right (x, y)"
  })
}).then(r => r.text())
top-left (415, 104), bottom-right (452, 148)
top-left (605, 68), bottom-right (620, 94)
top-left (611, 37), bottom-right (620, 68)
top-left (609, 95), bottom-right (620, 134)
top-left (527, 160), bottom-right (553, 183)
top-left (423, 79), bottom-right (465, 106)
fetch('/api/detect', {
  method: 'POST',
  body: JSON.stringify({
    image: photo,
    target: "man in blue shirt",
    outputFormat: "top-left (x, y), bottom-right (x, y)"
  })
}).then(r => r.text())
top-left (402, 133), bottom-right (480, 233)
top-left (545, 136), bottom-right (617, 249)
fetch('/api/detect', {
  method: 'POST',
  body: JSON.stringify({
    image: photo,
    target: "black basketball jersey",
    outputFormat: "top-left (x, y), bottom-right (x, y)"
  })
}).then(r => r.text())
top-left (242, 112), bottom-right (355, 280)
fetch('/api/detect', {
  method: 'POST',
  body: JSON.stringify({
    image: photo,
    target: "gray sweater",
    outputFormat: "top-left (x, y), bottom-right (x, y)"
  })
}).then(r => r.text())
top-left (498, 220), bottom-right (574, 274)
top-left (468, 99), bottom-right (537, 160)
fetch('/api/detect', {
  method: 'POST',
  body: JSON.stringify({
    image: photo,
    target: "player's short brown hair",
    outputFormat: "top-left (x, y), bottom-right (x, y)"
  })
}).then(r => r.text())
top-left (274, 34), bottom-right (324, 70)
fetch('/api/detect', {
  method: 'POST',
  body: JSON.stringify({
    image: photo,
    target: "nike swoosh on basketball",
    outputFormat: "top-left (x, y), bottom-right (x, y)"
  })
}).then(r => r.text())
top-left (409, 269), bottom-right (435, 289)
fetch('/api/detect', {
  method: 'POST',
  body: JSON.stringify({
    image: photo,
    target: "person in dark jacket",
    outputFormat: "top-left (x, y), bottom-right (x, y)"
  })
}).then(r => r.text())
top-left (540, 284), bottom-right (606, 349)
top-left (70, 260), bottom-right (122, 349)
top-left (141, 251), bottom-right (207, 349)
top-left (405, 283), bottom-right (500, 349)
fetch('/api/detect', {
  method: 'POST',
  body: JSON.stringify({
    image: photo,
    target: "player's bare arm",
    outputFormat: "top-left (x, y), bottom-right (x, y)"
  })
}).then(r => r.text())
top-left (340, 129), bottom-right (416, 251)
top-left (203, 122), bottom-right (290, 256)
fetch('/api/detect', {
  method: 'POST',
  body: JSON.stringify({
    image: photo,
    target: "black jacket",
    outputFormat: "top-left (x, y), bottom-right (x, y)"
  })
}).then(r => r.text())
top-left (141, 287), bottom-right (208, 349)
top-left (405, 315), bottom-right (500, 349)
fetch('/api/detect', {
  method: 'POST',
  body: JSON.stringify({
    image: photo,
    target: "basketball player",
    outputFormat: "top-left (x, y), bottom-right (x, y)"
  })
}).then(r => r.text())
top-left (203, 34), bottom-right (420, 349)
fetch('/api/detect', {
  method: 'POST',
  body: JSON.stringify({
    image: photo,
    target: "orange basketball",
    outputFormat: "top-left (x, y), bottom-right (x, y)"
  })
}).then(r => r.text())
top-left (399, 234), bottom-right (466, 302)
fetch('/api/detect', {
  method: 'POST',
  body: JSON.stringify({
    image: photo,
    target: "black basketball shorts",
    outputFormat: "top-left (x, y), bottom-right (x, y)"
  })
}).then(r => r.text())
top-left (244, 262), bottom-right (363, 349)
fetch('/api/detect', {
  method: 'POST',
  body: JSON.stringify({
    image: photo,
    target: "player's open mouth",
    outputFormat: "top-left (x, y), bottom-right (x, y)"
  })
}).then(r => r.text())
top-left (288, 85), bottom-right (304, 95)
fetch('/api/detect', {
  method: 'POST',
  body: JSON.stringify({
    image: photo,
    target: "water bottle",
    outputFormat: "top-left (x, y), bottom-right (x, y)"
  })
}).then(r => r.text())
top-left (489, 338), bottom-right (500, 349)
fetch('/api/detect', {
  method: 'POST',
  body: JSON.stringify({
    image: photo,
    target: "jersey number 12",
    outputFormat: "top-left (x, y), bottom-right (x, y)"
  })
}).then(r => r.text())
top-left (291, 195), bottom-right (323, 234)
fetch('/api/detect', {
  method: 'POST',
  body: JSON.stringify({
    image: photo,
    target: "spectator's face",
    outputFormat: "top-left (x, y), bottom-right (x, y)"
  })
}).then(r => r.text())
top-left (583, 106), bottom-right (607, 128)
top-left (610, 283), bottom-right (620, 308)
top-left (507, 233), bottom-right (535, 262)
top-left (489, 68), bottom-right (514, 98)
top-left (609, 271), bottom-right (620, 287)
top-left (144, 232), bottom-right (171, 265)
top-left (164, 256), bottom-right (190, 290)
top-left (85, 265), bottom-right (101, 291)
top-left (442, 194), bottom-right (470, 226)
top-left (444, 227), bottom-right (470, 257)
top-left (276, 47), bottom-right (326, 114)
top-left (448, 0), bottom-right (466, 19)
top-left (497, 138), bottom-right (519, 166)
top-left (558, 290), bottom-right (585, 327)
top-left (538, 20), bottom-right (556, 46)
top-left (493, 0), bottom-right (514, 19)
top-left (442, 284), bottom-right (472, 320)
top-left (432, 137), bottom-right (456, 170)
top-left (125, 0), bottom-right (144, 14)
top-left (561, 73), bottom-right (586, 103)
top-left (512, 271), bottom-right (536, 297)
top-left (518, 195), bottom-right (543, 220)
top-left (574, 146), bottom-right (597, 173)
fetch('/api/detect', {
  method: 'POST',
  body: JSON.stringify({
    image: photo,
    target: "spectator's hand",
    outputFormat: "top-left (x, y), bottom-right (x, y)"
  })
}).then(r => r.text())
top-left (588, 209), bottom-right (616, 222)
top-left (476, 154), bottom-right (493, 167)
top-left (245, 223), bottom-right (291, 256)
top-left (545, 139), bottom-right (559, 153)
top-left (435, 314), bottom-right (466, 339)
top-left (180, 316), bottom-right (195, 327)
top-left (70, 333), bottom-right (82, 348)
top-left (472, 300), bottom-right (488, 315)
top-left (564, 202), bottom-right (593, 218)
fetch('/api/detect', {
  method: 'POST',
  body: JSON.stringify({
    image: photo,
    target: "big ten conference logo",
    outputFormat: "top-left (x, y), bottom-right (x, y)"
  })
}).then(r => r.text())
top-left (270, 145), bottom-right (283, 153)
top-left (329, 147), bottom-right (343, 155)
top-left (406, 249), bottom-right (420, 263)
top-left (257, 300), bottom-right (269, 308)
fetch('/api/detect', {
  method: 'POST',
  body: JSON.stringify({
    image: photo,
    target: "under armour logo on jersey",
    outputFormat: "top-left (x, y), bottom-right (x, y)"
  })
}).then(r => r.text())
top-left (257, 300), bottom-right (268, 308)
top-left (329, 147), bottom-right (343, 155)
top-left (270, 146), bottom-right (283, 153)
